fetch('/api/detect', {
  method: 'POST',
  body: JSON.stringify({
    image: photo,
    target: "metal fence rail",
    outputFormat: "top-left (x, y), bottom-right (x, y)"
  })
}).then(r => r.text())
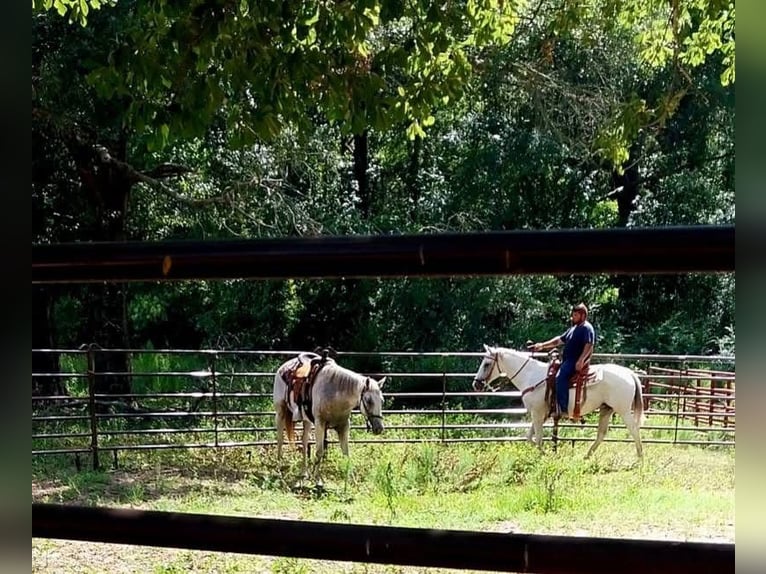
top-left (31, 225), bottom-right (735, 283)
top-left (33, 503), bottom-right (734, 574)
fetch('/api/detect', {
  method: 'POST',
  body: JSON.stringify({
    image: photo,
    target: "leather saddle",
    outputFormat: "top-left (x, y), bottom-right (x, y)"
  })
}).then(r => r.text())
top-left (542, 349), bottom-right (594, 422)
top-left (283, 347), bottom-right (335, 422)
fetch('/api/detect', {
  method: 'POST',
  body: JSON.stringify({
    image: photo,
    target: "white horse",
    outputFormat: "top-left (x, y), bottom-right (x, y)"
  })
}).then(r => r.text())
top-left (273, 352), bottom-right (386, 480)
top-left (472, 344), bottom-right (645, 458)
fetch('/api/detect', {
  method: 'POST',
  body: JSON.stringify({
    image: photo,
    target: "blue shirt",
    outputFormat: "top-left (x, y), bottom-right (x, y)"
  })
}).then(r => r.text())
top-left (559, 321), bottom-right (595, 363)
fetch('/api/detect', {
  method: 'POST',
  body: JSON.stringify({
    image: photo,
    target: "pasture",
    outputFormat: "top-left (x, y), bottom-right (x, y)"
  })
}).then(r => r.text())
top-left (32, 438), bottom-right (734, 574)
top-left (33, 349), bottom-right (735, 572)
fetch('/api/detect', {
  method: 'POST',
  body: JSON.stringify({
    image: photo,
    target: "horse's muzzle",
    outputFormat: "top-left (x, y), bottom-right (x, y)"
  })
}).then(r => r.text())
top-left (369, 416), bottom-right (384, 435)
top-left (472, 379), bottom-right (486, 392)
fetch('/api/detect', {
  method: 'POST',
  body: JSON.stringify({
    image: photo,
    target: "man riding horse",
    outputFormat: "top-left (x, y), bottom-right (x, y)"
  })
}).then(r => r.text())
top-left (529, 303), bottom-right (595, 420)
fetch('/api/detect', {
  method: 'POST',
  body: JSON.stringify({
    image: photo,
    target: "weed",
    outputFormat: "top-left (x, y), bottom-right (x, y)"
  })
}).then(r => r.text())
top-left (271, 557), bottom-right (310, 574)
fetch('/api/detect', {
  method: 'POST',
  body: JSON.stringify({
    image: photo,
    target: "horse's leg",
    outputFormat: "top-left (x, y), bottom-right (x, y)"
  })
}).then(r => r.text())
top-left (530, 408), bottom-right (546, 450)
top-left (313, 420), bottom-right (327, 485)
top-left (337, 422), bottom-right (350, 457)
top-left (301, 419), bottom-right (312, 479)
top-left (585, 405), bottom-right (614, 459)
top-left (275, 408), bottom-right (285, 461)
top-left (621, 409), bottom-right (644, 460)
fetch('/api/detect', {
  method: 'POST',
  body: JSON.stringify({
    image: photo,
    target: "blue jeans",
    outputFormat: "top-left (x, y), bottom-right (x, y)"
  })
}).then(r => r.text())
top-left (556, 361), bottom-right (576, 413)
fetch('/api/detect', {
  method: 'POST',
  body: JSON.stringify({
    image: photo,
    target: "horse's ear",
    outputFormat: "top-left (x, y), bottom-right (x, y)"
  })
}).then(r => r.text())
top-left (378, 377), bottom-right (386, 389)
top-left (365, 378), bottom-right (371, 390)
top-left (483, 343), bottom-right (491, 353)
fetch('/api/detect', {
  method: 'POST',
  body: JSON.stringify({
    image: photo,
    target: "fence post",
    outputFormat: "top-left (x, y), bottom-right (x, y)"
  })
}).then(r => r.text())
top-left (86, 344), bottom-right (100, 471)
top-left (693, 376), bottom-right (700, 427)
top-left (673, 362), bottom-right (684, 445)
top-left (723, 379), bottom-right (732, 428)
top-left (210, 353), bottom-right (219, 448)
top-left (440, 356), bottom-right (446, 444)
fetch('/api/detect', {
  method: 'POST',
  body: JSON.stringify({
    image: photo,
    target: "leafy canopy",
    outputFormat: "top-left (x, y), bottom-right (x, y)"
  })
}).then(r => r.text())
top-left (34, 0), bottom-right (734, 163)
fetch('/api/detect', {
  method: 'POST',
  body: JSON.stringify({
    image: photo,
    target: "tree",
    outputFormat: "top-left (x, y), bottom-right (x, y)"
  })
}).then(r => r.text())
top-left (35, 0), bottom-right (520, 146)
top-left (32, 0), bottom-right (736, 371)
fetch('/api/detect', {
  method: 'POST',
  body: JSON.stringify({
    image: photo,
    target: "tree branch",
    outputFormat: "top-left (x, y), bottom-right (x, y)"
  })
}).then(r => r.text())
top-left (93, 146), bottom-right (228, 206)
top-left (602, 150), bottom-right (734, 201)
top-left (144, 163), bottom-right (194, 179)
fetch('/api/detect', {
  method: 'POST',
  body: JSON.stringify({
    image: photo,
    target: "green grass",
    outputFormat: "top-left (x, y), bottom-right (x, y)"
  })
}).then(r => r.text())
top-left (32, 440), bottom-right (734, 573)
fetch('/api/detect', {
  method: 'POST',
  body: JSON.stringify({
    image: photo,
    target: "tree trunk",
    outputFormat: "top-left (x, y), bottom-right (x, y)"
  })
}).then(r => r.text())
top-left (408, 135), bottom-right (422, 222)
top-left (71, 135), bottom-right (133, 396)
top-left (611, 143), bottom-right (641, 227)
top-left (86, 285), bottom-right (132, 396)
top-left (353, 130), bottom-right (370, 218)
top-left (32, 287), bottom-right (64, 398)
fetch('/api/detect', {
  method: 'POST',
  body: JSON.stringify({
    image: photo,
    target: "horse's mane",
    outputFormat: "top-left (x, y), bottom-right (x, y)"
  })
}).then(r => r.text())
top-left (320, 361), bottom-right (367, 393)
top-left (493, 346), bottom-right (529, 357)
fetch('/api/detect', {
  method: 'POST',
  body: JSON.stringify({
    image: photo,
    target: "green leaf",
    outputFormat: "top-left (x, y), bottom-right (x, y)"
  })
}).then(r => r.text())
top-left (304, 5), bottom-right (320, 26)
top-left (406, 120), bottom-right (426, 140)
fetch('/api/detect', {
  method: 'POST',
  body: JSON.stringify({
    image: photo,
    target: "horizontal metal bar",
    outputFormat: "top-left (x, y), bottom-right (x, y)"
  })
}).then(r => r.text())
top-left (82, 391), bottom-right (523, 400)
top-left (32, 225), bottom-right (734, 283)
top-left (32, 503), bottom-right (733, 573)
top-left (32, 415), bottom-right (90, 422)
top-left (644, 410), bottom-right (735, 417)
top-left (32, 448), bottom-right (92, 455)
top-left (93, 411), bottom-right (270, 419)
top-left (31, 373), bottom-right (88, 378)
top-left (32, 395), bottom-right (88, 401)
top-left (33, 420), bottom-right (735, 439)
top-left (32, 408), bottom-right (735, 422)
top-left (32, 433), bottom-right (736, 456)
top-left (91, 392), bottom-right (271, 399)
top-left (32, 432), bottom-right (91, 439)
top-left (30, 348), bottom-right (736, 362)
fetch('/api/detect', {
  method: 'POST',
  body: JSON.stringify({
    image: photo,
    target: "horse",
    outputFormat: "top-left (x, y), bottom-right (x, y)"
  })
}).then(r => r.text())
top-left (273, 352), bottom-right (386, 481)
top-left (471, 344), bottom-right (645, 458)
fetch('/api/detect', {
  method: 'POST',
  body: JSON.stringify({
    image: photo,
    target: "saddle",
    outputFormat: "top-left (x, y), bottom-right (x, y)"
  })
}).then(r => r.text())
top-left (282, 347), bottom-right (334, 423)
top-left (543, 351), bottom-right (594, 423)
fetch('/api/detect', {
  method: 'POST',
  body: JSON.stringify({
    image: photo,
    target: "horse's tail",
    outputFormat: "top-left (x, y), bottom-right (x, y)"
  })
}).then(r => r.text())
top-left (632, 372), bottom-right (647, 426)
top-left (283, 402), bottom-right (295, 443)
top-left (275, 370), bottom-right (295, 444)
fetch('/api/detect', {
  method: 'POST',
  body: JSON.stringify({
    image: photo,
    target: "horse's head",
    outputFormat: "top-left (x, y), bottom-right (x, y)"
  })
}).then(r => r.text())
top-left (360, 377), bottom-right (386, 435)
top-left (472, 344), bottom-right (502, 392)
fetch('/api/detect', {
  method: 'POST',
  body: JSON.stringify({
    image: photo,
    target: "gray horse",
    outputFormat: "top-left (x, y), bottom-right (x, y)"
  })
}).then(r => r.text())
top-left (273, 352), bottom-right (385, 480)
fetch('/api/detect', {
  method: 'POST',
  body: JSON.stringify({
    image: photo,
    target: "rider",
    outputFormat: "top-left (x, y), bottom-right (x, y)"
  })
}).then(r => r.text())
top-left (530, 303), bottom-right (595, 419)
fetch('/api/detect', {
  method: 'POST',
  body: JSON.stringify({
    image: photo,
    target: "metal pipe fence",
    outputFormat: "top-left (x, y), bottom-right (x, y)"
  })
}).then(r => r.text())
top-left (32, 348), bottom-right (735, 468)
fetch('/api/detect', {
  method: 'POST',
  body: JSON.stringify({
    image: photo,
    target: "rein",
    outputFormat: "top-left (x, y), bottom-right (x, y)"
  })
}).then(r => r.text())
top-left (506, 355), bottom-right (532, 386)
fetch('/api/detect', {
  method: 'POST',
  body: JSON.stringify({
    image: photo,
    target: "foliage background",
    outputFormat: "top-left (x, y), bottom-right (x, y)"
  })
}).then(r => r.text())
top-left (32, 0), bottom-right (735, 396)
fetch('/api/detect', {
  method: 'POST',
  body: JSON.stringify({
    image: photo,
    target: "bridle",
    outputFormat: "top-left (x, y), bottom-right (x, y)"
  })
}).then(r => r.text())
top-left (474, 351), bottom-right (533, 391)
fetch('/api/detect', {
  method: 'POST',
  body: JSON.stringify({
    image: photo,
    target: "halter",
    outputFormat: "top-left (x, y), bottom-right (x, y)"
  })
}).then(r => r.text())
top-left (360, 378), bottom-right (384, 431)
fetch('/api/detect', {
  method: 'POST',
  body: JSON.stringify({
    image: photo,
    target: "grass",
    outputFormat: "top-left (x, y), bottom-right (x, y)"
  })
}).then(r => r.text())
top-left (32, 439), bottom-right (734, 573)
